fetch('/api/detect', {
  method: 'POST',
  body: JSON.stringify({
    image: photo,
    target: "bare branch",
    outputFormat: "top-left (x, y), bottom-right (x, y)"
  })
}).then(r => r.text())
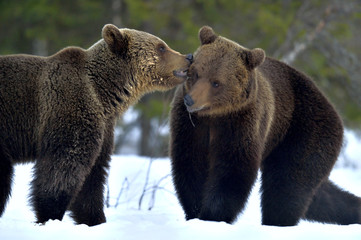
top-left (138, 158), bottom-right (154, 210)
top-left (147, 174), bottom-right (171, 210)
top-left (114, 177), bottom-right (130, 208)
top-left (281, 5), bottom-right (335, 64)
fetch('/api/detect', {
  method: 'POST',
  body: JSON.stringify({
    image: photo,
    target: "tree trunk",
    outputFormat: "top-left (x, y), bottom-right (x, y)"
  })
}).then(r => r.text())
top-left (139, 95), bottom-right (152, 156)
top-left (111, 0), bottom-right (122, 27)
top-left (32, 39), bottom-right (48, 56)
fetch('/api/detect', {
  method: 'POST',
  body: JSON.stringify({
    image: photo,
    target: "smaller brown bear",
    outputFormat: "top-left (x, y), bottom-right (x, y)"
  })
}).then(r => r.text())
top-left (170, 26), bottom-right (361, 226)
top-left (0, 24), bottom-right (192, 226)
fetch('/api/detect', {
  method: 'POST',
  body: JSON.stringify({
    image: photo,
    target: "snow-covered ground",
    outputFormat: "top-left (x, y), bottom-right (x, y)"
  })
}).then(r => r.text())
top-left (1, 132), bottom-right (361, 240)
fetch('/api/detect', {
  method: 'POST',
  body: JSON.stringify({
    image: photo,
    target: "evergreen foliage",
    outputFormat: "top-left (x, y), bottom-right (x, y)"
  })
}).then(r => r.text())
top-left (1, 0), bottom-right (360, 155)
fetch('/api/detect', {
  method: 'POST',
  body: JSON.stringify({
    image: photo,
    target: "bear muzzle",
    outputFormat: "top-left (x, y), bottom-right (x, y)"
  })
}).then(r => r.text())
top-left (184, 94), bottom-right (195, 107)
top-left (183, 96), bottom-right (207, 113)
top-left (173, 69), bottom-right (188, 78)
top-left (173, 53), bottom-right (193, 78)
top-left (186, 53), bottom-right (193, 63)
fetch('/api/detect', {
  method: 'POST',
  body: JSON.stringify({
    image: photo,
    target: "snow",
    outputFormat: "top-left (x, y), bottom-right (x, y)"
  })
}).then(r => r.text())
top-left (1, 135), bottom-right (361, 239)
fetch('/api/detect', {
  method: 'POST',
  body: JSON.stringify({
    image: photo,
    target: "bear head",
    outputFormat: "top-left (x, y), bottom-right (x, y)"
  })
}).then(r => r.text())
top-left (184, 26), bottom-right (265, 116)
top-left (102, 24), bottom-right (192, 91)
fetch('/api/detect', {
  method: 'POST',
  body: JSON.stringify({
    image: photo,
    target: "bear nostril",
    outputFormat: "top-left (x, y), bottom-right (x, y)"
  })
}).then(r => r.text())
top-left (184, 94), bottom-right (194, 107)
top-left (186, 53), bottom-right (193, 63)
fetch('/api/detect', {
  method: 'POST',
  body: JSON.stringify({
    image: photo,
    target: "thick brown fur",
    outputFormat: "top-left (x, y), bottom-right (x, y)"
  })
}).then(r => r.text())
top-left (169, 26), bottom-right (361, 226)
top-left (0, 24), bottom-right (191, 226)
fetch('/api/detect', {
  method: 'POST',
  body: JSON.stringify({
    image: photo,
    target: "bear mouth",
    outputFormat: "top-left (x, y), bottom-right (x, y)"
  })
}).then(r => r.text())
top-left (173, 69), bottom-right (188, 78)
top-left (186, 105), bottom-right (209, 113)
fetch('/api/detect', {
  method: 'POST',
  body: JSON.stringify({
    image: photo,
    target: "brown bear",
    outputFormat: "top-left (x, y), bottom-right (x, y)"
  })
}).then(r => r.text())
top-left (0, 24), bottom-right (192, 226)
top-left (169, 26), bottom-right (361, 226)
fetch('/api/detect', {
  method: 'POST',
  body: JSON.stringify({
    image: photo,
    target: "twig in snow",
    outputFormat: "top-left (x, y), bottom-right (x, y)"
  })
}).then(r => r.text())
top-left (138, 158), bottom-right (154, 210)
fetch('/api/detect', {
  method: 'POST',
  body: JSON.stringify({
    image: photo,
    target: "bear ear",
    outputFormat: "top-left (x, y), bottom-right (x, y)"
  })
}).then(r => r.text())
top-left (245, 48), bottom-right (266, 69)
top-left (102, 24), bottom-right (128, 56)
top-left (199, 26), bottom-right (218, 45)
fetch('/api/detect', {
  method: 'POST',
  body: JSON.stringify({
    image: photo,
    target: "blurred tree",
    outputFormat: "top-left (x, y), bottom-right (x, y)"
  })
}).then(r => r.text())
top-left (0, 0), bottom-right (107, 55)
top-left (274, 0), bottom-right (361, 129)
top-left (1, 0), bottom-right (360, 156)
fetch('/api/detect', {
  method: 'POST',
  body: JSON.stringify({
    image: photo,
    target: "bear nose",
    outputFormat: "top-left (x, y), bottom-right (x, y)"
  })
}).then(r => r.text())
top-left (184, 94), bottom-right (194, 107)
top-left (186, 53), bottom-right (193, 63)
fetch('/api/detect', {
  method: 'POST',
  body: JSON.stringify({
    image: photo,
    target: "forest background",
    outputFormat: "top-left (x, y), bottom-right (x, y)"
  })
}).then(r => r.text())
top-left (1, 0), bottom-right (360, 157)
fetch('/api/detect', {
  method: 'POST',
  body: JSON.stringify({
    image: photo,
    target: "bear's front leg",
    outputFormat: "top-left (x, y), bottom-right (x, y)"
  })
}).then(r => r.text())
top-left (199, 121), bottom-right (260, 223)
top-left (69, 157), bottom-right (108, 226)
top-left (69, 128), bottom-right (114, 226)
top-left (31, 128), bottom-right (104, 225)
top-left (170, 93), bottom-right (210, 220)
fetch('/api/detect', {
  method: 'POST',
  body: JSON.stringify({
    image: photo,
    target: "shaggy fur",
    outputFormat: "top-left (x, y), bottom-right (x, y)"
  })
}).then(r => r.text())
top-left (169, 26), bottom-right (361, 226)
top-left (0, 24), bottom-right (191, 226)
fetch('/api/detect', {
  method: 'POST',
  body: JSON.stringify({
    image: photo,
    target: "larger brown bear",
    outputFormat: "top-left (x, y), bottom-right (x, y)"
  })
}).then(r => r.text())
top-left (0, 24), bottom-right (192, 226)
top-left (170, 26), bottom-right (361, 226)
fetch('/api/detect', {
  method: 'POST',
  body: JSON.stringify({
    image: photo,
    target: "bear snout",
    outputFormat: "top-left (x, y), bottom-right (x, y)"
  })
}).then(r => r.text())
top-left (186, 53), bottom-right (193, 63)
top-left (184, 94), bottom-right (194, 107)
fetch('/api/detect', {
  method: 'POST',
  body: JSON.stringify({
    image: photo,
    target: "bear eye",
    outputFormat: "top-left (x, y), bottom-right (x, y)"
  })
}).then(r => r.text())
top-left (158, 45), bottom-right (166, 53)
top-left (211, 81), bottom-right (220, 88)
